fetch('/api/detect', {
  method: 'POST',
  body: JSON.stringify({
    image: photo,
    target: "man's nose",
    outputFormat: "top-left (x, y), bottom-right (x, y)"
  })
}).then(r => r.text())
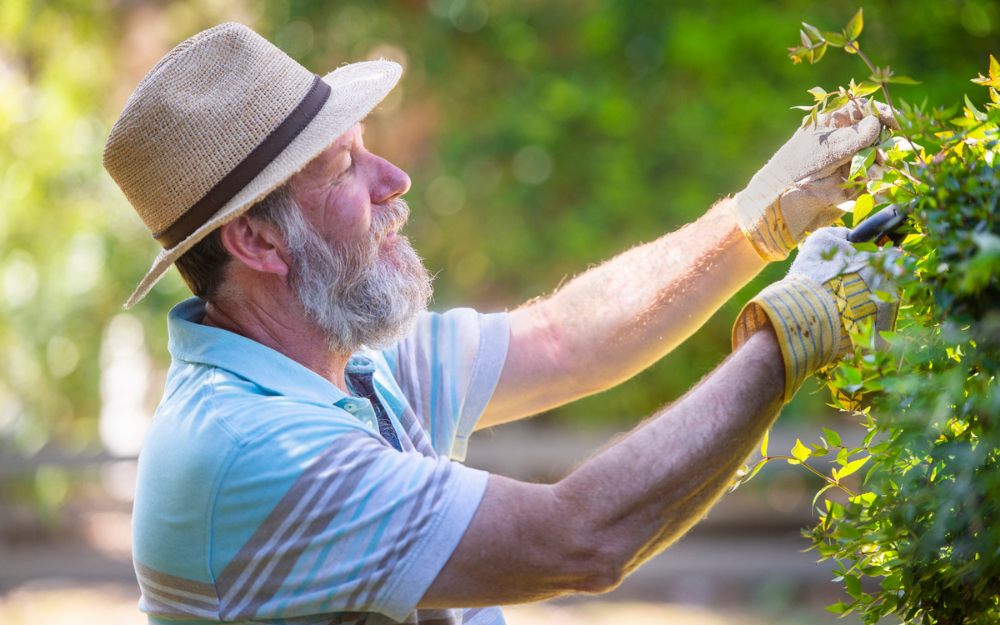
top-left (371, 156), bottom-right (411, 204)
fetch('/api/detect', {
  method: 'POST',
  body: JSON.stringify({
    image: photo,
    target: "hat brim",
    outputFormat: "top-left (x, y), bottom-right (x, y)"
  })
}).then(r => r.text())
top-left (123, 60), bottom-right (403, 309)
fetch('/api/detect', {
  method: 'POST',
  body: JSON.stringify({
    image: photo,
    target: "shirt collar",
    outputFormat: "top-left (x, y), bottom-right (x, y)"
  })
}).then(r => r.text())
top-left (167, 297), bottom-right (374, 407)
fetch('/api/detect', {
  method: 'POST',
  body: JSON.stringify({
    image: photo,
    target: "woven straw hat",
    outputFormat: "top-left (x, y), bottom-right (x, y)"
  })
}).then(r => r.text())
top-left (103, 22), bottom-right (401, 308)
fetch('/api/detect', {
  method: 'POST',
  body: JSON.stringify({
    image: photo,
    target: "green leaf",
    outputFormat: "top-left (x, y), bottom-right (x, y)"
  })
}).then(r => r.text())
top-left (822, 31), bottom-right (847, 46)
top-left (823, 427), bottom-right (842, 447)
top-left (799, 29), bottom-right (812, 48)
top-left (965, 93), bottom-right (987, 121)
top-left (845, 8), bottom-right (863, 41)
top-left (882, 573), bottom-right (902, 591)
top-left (849, 147), bottom-right (876, 179)
top-left (792, 438), bottom-right (811, 462)
top-left (826, 601), bottom-right (851, 614)
top-left (812, 483), bottom-right (836, 508)
top-left (838, 455), bottom-right (871, 479)
top-left (845, 575), bottom-right (863, 598)
top-left (760, 430), bottom-right (769, 457)
top-left (802, 22), bottom-right (824, 43)
top-left (824, 94), bottom-right (850, 112)
top-left (887, 75), bottom-right (920, 85)
top-left (853, 194), bottom-right (875, 222)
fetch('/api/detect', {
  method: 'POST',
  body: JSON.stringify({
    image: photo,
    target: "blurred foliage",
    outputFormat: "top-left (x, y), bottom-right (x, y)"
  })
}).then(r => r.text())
top-left (0, 0), bottom-right (996, 473)
top-left (736, 12), bottom-right (1000, 623)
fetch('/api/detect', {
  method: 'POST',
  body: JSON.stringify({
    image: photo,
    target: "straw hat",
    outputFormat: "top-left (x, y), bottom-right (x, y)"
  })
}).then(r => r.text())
top-left (103, 22), bottom-right (401, 308)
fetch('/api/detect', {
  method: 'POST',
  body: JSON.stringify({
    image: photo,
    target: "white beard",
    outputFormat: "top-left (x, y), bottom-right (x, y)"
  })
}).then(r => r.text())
top-left (280, 198), bottom-right (433, 353)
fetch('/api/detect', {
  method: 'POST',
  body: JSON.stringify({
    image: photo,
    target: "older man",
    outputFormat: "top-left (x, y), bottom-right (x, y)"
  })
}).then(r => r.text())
top-left (103, 22), bottom-right (898, 625)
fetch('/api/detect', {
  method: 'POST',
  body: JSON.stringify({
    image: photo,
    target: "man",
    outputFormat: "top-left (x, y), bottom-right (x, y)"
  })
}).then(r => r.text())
top-left (103, 22), bottom-right (899, 625)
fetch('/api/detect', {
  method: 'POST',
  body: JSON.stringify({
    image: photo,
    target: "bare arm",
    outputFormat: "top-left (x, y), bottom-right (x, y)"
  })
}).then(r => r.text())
top-left (420, 324), bottom-right (784, 608)
top-left (479, 199), bottom-right (767, 428)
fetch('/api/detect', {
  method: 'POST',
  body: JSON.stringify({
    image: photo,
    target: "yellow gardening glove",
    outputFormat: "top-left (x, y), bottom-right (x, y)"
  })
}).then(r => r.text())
top-left (732, 227), bottom-right (901, 403)
top-left (730, 101), bottom-right (900, 261)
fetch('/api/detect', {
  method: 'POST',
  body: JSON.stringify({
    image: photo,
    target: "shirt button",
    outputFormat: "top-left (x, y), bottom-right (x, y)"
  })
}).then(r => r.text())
top-left (343, 402), bottom-right (357, 411)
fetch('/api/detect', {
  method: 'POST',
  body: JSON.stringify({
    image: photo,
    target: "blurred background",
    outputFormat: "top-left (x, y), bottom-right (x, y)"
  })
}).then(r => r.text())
top-left (0, 0), bottom-right (996, 622)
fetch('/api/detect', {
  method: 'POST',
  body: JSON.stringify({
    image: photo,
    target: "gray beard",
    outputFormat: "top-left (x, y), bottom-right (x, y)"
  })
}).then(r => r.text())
top-left (281, 198), bottom-right (433, 354)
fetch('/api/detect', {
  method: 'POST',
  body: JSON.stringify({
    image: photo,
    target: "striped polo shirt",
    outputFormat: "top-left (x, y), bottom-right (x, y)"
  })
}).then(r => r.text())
top-left (131, 298), bottom-right (510, 625)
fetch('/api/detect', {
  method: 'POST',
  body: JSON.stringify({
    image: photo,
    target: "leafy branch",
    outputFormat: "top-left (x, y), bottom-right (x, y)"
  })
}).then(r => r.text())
top-left (743, 13), bottom-right (1000, 624)
top-left (732, 429), bottom-right (871, 501)
top-left (788, 9), bottom-right (925, 161)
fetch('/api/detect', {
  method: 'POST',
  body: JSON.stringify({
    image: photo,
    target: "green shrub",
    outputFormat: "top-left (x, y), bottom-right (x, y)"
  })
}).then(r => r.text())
top-left (735, 10), bottom-right (1000, 624)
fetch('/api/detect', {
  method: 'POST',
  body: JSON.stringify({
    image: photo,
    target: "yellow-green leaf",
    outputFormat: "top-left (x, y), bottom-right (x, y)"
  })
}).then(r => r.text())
top-left (845, 8), bottom-right (863, 41)
top-left (812, 42), bottom-right (827, 63)
top-left (760, 430), bottom-right (769, 457)
top-left (854, 81), bottom-right (881, 98)
top-left (854, 194), bottom-right (875, 222)
top-left (838, 455), bottom-right (871, 479)
top-left (792, 438), bottom-right (811, 462)
top-left (807, 86), bottom-right (828, 102)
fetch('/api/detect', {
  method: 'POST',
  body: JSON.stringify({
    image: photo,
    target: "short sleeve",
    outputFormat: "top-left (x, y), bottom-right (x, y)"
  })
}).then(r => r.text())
top-left (387, 308), bottom-right (509, 461)
top-left (210, 413), bottom-right (490, 623)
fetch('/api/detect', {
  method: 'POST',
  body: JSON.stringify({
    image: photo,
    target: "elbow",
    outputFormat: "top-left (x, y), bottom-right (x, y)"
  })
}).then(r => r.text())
top-left (576, 563), bottom-right (626, 595)
top-left (563, 539), bottom-right (627, 595)
top-left (551, 504), bottom-right (629, 594)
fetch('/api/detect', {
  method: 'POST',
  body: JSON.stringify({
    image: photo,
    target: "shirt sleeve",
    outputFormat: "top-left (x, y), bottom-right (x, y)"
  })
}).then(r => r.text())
top-left (209, 408), bottom-right (490, 623)
top-left (387, 308), bottom-right (509, 461)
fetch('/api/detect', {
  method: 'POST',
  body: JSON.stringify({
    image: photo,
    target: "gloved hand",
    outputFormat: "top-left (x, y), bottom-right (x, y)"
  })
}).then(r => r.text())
top-left (730, 100), bottom-right (900, 261)
top-left (732, 227), bottom-right (901, 403)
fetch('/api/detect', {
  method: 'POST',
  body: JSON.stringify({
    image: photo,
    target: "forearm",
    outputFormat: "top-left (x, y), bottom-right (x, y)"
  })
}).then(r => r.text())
top-left (422, 325), bottom-right (784, 608)
top-left (553, 325), bottom-right (784, 576)
top-left (483, 200), bottom-right (766, 424)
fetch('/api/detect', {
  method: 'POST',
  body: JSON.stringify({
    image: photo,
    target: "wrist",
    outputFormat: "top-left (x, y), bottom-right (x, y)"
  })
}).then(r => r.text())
top-left (732, 276), bottom-right (842, 403)
top-left (730, 169), bottom-right (797, 262)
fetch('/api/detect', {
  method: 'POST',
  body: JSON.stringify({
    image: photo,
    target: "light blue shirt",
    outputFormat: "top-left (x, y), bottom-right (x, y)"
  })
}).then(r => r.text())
top-left (132, 298), bottom-right (510, 625)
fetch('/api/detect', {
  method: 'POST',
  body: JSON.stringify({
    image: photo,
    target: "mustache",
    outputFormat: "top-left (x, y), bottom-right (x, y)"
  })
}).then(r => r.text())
top-left (370, 198), bottom-right (410, 242)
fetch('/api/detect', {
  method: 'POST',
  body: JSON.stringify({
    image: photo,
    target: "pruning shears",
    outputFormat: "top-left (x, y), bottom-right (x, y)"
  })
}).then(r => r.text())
top-left (847, 203), bottom-right (908, 246)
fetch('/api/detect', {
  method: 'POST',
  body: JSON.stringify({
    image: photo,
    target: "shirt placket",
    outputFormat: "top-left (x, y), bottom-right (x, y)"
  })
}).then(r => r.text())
top-left (343, 356), bottom-right (403, 452)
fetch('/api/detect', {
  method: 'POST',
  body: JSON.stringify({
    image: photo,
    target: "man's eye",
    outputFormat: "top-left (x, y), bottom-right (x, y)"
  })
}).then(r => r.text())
top-left (334, 159), bottom-right (353, 181)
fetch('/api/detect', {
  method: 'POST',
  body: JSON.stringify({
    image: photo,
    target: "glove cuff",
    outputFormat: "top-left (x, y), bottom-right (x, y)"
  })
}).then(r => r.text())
top-left (732, 276), bottom-right (842, 403)
top-left (730, 168), bottom-right (797, 261)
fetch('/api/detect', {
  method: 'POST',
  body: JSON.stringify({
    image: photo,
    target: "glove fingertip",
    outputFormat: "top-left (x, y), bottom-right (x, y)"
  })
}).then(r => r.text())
top-left (857, 115), bottom-right (882, 145)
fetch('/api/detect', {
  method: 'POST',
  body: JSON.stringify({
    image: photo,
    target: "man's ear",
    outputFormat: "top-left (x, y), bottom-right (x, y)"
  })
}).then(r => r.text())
top-left (218, 215), bottom-right (290, 276)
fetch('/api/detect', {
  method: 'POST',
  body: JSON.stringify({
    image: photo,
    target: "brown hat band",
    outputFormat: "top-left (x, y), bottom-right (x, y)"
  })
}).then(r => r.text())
top-left (153, 74), bottom-right (332, 250)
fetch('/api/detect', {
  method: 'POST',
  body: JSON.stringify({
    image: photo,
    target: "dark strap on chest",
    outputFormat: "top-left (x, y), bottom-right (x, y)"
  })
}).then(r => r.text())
top-left (348, 371), bottom-right (402, 452)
